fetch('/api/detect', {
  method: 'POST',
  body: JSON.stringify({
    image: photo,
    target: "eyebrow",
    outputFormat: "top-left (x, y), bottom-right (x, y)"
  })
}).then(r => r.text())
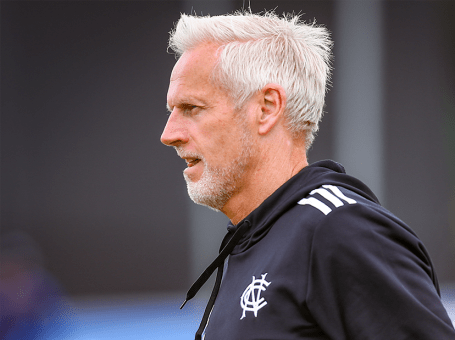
top-left (166, 98), bottom-right (206, 113)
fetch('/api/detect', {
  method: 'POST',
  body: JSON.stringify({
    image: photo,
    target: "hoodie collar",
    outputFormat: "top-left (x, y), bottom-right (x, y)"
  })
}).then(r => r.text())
top-left (227, 160), bottom-right (379, 254)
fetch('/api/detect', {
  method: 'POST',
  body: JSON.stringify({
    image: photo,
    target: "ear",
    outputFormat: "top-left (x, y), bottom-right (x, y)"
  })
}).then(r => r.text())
top-left (257, 84), bottom-right (287, 135)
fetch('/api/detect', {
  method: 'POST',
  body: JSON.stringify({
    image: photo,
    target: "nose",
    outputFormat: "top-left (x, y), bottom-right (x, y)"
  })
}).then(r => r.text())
top-left (160, 111), bottom-right (189, 146)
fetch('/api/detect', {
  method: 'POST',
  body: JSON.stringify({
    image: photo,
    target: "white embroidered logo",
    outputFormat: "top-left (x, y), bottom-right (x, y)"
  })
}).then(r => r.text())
top-left (240, 273), bottom-right (271, 320)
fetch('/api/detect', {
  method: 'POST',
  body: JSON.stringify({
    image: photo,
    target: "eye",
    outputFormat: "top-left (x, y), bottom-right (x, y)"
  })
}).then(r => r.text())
top-left (182, 104), bottom-right (199, 115)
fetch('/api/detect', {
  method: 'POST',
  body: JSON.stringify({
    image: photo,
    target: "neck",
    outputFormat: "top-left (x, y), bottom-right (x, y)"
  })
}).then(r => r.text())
top-left (221, 137), bottom-right (308, 225)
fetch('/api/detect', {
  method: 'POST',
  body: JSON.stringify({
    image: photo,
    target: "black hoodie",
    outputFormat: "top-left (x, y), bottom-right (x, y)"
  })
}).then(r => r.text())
top-left (188, 160), bottom-right (455, 339)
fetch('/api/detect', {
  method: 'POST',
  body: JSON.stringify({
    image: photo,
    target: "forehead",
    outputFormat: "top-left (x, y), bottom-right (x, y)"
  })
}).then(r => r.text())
top-left (170, 43), bottom-right (220, 82)
top-left (167, 43), bottom-right (224, 101)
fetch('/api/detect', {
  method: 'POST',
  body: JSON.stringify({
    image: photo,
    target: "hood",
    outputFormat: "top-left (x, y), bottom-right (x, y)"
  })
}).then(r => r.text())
top-left (180, 159), bottom-right (379, 321)
top-left (180, 161), bottom-right (379, 339)
top-left (228, 159), bottom-right (379, 255)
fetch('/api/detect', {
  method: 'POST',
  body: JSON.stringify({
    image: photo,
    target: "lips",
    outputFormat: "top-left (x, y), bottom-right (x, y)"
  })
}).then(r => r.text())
top-left (186, 158), bottom-right (201, 167)
top-left (175, 148), bottom-right (202, 169)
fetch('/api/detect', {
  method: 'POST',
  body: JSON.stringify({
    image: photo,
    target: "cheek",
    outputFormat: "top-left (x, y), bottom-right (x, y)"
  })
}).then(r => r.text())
top-left (217, 135), bottom-right (245, 165)
top-left (197, 110), bottom-right (246, 164)
top-left (198, 121), bottom-right (230, 153)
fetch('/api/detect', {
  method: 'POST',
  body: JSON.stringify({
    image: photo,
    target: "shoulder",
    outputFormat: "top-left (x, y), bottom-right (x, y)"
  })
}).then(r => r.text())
top-left (295, 185), bottom-right (437, 289)
top-left (293, 184), bottom-right (423, 259)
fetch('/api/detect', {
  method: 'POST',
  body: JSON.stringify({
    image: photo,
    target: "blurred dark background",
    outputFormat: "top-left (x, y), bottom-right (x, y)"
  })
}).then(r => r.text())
top-left (2, 0), bottom-right (455, 298)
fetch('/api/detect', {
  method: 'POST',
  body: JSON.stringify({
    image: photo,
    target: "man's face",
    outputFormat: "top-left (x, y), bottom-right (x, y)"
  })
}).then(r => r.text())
top-left (161, 43), bottom-right (256, 211)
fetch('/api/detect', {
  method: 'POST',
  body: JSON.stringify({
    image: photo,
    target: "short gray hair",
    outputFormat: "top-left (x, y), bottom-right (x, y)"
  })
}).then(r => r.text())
top-left (168, 10), bottom-right (333, 149)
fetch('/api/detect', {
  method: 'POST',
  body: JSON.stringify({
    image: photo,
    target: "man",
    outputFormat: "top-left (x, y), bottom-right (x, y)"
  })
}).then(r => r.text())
top-left (161, 11), bottom-right (455, 340)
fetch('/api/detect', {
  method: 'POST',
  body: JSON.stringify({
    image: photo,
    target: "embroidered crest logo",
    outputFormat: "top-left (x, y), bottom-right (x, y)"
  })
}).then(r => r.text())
top-left (240, 273), bottom-right (271, 320)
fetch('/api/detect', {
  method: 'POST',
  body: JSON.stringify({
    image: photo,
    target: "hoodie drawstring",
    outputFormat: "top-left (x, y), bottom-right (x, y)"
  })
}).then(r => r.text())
top-left (179, 220), bottom-right (251, 340)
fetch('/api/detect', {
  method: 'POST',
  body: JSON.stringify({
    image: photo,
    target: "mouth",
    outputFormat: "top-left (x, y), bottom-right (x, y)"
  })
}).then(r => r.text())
top-left (185, 158), bottom-right (201, 168)
top-left (175, 148), bottom-right (202, 169)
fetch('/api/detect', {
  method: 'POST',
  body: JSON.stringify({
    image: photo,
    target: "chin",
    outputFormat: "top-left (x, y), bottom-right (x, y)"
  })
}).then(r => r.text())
top-left (184, 172), bottom-right (232, 212)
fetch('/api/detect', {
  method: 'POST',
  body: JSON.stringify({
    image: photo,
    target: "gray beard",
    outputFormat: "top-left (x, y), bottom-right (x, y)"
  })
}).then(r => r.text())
top-left (184, 127), bottom-right (253, 211)
top-left (184, 160), bottom-right (244, 211)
